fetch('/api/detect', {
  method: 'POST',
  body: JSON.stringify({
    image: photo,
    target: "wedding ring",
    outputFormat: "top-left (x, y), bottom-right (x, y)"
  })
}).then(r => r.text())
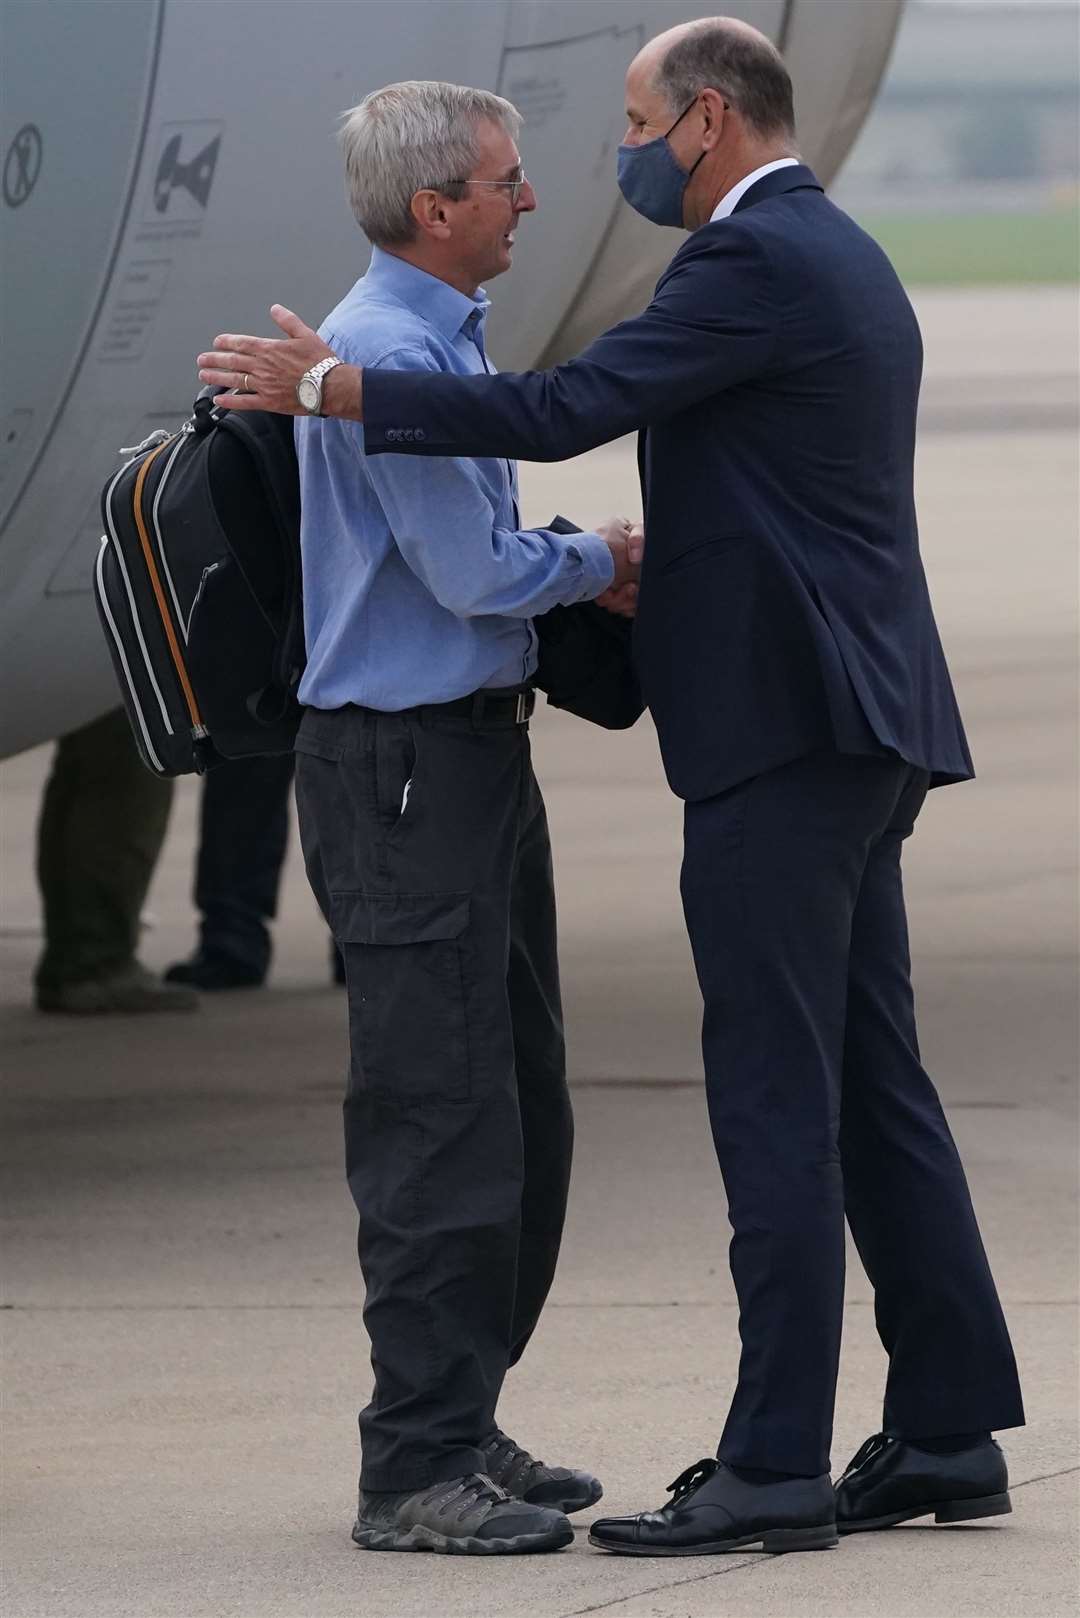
top-left (242, 373), bottom-right (251, 394)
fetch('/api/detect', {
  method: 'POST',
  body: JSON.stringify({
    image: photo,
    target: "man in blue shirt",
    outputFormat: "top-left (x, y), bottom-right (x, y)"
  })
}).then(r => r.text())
top-left (286, 82), bottom-right (637, 1555)
top-left (297, 248), bottom-right (621, 711)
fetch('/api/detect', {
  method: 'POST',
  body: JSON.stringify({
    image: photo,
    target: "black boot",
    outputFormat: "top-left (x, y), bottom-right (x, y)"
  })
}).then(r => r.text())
top-left (165, 949), bottom-right (265, 990)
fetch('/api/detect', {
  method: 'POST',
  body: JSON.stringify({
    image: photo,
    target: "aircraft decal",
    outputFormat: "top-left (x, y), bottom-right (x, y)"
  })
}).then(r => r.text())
top-left (144, 121), bottom-right (223, 223)
top-left (3, 124), bottom-right (43, 208)
top-left (154, 130), bottom-right (221, 214)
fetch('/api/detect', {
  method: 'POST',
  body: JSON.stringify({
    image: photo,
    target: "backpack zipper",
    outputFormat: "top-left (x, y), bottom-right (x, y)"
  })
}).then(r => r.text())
top-left (131, 437), bottom-right (209, 738)
top-left (150, 432), bottom-right (194, 641)
top-left (118, 426), bottom-right (175, 457)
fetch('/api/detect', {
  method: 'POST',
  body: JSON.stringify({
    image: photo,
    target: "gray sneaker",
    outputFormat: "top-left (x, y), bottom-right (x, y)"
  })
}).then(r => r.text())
top-left (352, 1472), bottom-right (574, 1555)
top-left (481, 1428), bottom-right (603, 1514)
top-left (36, 962), bottom-right (200, 1014)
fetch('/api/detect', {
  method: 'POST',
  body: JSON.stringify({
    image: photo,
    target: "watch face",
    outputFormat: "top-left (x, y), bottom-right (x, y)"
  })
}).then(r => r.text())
top-left (297, 377), bottom-right (320, 412)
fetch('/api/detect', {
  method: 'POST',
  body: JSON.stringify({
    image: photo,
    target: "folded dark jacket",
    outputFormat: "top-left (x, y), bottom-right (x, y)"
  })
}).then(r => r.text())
top-left (532, 516), bottom-right (644, 731)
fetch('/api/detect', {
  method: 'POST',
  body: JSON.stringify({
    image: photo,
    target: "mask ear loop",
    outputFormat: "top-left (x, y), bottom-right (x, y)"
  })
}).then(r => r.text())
top-left (663, 93), bottom-right (719, 184)
top-left (662, 95), bottom-right (701, 139)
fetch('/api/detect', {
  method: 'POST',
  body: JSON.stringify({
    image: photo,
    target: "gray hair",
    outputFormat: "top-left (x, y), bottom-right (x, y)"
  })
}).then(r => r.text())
top-left (339, 80), bottom-right (521, 248)
top-left (655, 19), bottom-right (797, 144)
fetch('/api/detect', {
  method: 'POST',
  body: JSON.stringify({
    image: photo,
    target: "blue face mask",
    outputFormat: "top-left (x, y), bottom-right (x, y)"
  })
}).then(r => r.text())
top-left (616, 98), bottom-right (705, 228)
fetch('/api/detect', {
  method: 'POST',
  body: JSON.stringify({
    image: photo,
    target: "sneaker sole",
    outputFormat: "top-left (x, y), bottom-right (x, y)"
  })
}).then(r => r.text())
top-left (838, 1491), bottom-right (1012, 1534)
top-left (352, 1520), bottom-right (575, 1555)
top-left (588, 1523), bottom-right (839, 1557)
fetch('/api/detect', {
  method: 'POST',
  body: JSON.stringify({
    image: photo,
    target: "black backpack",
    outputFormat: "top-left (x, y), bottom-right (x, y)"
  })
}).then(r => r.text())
top-left (94, 394), bottom-right (304, 776)
top-left (95, 398), bottom-right (642, 779)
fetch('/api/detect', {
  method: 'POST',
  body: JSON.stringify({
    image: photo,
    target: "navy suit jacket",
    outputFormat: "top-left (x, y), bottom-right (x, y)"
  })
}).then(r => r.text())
top-left (363, 165), bottom-right (974, 801)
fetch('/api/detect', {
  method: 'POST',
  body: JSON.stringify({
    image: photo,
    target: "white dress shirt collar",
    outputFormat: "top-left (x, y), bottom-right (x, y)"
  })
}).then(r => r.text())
top-left (709, 158), bottom-right (800, 223)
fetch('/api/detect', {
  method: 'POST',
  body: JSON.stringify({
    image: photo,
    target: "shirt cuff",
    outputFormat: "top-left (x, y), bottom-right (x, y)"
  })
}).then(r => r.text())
top-left (565, 531), bottom-right (615, 601)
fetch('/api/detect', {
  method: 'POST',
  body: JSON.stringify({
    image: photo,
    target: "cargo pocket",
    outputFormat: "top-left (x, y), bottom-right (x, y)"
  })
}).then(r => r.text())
top-left (331, 891), bottom-right (472, 1104)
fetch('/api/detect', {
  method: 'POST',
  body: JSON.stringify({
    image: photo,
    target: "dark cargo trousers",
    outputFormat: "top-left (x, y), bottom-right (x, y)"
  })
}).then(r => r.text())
top-left (294, 698), bottom-right (573, 1492)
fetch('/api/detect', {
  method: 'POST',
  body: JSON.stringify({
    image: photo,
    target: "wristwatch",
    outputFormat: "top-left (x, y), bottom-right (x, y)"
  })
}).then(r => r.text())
top-left (296, 355), bottom-right (343, 415)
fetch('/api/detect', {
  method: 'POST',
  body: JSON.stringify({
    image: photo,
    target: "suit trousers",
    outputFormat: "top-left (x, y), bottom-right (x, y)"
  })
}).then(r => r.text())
top-left (294, 702), bottom-right (572, 1492)
top-left (680, 751), bottom-right (1024, 1476)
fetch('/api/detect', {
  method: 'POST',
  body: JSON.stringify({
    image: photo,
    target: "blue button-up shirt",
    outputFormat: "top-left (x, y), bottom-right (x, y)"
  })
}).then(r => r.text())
top-left (296, 249), bottom-right (614, 711)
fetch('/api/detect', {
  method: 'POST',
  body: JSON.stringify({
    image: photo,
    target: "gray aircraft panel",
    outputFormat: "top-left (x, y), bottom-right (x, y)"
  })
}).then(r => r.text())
top-left (0, 0), bottom-right (904, 758)
top-left (0, 1), bottom-right (162, 533)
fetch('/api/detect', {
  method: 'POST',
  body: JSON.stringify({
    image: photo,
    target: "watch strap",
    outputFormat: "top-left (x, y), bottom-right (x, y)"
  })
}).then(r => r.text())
top-left (298, 354), bottom-right (343, 414)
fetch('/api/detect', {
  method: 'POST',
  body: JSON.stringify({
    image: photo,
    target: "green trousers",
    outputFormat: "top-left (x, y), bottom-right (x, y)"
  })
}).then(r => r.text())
top-left (34, 709), bottom-right (174, 990)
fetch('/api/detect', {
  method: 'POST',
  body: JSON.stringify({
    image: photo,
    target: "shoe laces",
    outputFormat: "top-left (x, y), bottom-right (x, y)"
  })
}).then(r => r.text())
top-left (482, 1429), bottom-right (546, 1488)
top-left (839, 1433), bottom-right (891, 1483)
top-left (431, 1473), bottom-right (508, 1520)
top-left (666, 1457), bottom-right (719, 1504)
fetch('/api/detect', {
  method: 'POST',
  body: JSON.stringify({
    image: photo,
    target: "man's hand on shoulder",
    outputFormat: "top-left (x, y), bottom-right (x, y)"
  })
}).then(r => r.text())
top-left (196, 305), bottom-right (365, 420)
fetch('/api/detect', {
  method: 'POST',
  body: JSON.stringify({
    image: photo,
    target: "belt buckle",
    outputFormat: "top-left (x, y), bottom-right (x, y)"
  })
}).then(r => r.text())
top-left (515, 691), bottom-right (528, 724)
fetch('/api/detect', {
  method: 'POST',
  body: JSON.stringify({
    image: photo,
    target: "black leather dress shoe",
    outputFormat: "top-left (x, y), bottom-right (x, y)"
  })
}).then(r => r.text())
top-left (836, 1434), bottom-right (1011, 1533)
top-left (588, 1458), bottom-right (838, 1557)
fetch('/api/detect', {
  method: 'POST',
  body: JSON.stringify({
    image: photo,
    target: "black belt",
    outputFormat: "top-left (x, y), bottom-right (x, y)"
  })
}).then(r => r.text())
top-left (397, 686), bottom-right (535, 727)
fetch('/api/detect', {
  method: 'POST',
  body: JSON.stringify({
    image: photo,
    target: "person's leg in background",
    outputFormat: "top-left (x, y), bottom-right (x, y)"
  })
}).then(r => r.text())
top-left (34, 708), bottom-right (198, 1014)
top-left (166, 753), bottom-right (295, 989)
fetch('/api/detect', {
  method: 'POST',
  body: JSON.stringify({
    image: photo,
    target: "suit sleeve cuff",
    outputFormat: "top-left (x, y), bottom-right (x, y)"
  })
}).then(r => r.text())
top-left (363, 371), bottom-right (429, 453)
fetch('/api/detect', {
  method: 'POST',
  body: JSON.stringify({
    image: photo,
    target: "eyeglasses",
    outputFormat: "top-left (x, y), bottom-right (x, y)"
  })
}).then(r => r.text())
top-left (447, 172), bottom-right (529, 206)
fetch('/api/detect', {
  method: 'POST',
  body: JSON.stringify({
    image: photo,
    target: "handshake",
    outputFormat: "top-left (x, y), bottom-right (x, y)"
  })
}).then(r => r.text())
top-left (593, 516), bottom-right (644, 619)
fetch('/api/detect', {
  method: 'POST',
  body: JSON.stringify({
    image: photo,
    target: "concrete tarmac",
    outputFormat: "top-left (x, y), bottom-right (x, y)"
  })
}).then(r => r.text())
top-left (2, 288), bottom-right (1078, 1618)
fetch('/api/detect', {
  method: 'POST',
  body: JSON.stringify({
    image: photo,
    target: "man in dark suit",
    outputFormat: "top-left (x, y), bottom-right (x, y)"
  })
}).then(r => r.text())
top-left (199, 16), bottom-right (1024, 1558)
